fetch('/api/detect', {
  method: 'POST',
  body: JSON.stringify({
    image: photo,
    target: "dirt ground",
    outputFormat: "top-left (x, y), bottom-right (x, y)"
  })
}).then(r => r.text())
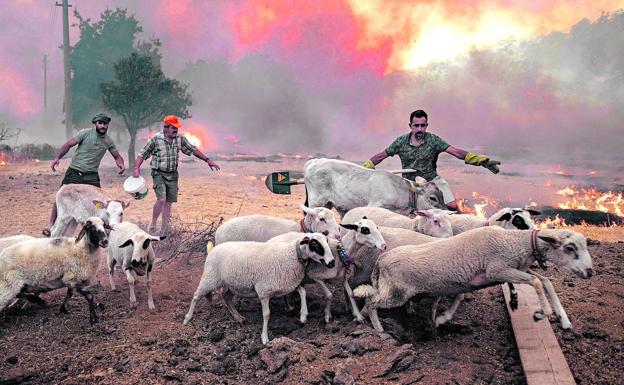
top-left (0, 158), bottom-right (622, 385)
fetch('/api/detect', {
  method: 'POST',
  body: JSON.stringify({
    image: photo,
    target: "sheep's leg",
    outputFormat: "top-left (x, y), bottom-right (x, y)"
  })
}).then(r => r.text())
top-left (124, 269), bottom-right (137, 309)
top-left (296, 286), bottom-right (308, 324)
top-left (183, 282), bottom-right (214, 325)
top-left (260, 296), bottom-right (271, 345)
top-left (427, 296), bottom-right (441, 338)
top-left (434, 293), bottom-right (465, 327)
top-left (16, 291), bottom-right (48, 308)
top-left (146, 268), bottom-right (155, 311)
top-left (222, 290), bottom-right (246, 324)
top-left (488, 268), bottom-right (552, 320)
top-left (532, 273), bottom-right (572, 329)
top-left (367, 304), bottom-right (384, 332)
top-left (59, 288), bottom-right (74, 313)
top-left (108, 260), bottom-right (117, 291)
top-left (0, 280), bottom-right (25, 312)
top-left (76, 287), bottom-right (99, 324)
top-left (312, 279), bottom-right (332, 323)
top-left (507, 283), bottom-right (518, 311)
top-left (342, 279), bottom-right (364, 322)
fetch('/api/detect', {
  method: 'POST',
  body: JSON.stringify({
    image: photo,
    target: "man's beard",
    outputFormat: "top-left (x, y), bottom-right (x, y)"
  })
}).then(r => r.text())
top-left (96, 128), bottom-right (107, 135)
top-left (414, 132), bottom-right (424, 139)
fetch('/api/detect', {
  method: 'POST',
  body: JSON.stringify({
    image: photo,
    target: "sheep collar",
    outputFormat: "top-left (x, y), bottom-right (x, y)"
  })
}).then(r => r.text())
top-left (300, 218), bottom-right (311, 233)
top-left (295, 244), bottom-right (309, 266)
top-left (531, 229), bottom-right (548, 270)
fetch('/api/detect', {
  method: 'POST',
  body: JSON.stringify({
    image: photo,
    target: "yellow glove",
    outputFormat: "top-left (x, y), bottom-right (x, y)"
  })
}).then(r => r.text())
top-left (465, 152), bottom-right (501, 174)
top-left (361, 159), bottom-right (375, 169)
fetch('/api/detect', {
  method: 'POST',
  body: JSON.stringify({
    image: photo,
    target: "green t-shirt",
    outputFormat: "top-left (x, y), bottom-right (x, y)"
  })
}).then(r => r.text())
top-left (69, 128), bottom-right (116, 173)
top-left (385, 132), bottom-right (450, 181)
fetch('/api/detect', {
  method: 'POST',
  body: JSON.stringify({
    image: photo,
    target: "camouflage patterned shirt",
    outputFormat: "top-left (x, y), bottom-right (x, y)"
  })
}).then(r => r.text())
top-left (385, 132), bottom-right (450, 181)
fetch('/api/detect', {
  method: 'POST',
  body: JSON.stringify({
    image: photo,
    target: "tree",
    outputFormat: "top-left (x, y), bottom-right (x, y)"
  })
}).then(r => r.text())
top-left (101, 53), bottom-right (192, 167)
top-left (71, 8), bottom-right (143, 129)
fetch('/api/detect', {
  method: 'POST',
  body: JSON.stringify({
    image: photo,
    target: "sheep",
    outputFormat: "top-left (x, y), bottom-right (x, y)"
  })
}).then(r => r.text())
top-left (183, 233), bottom-right (335, 345)
top-left (354, 227), bottom-right (593, 333)
top-left (449, 207), bottom-right (541, 235)
top-left (107, 222), bottom-right (165, 310)
top-left (0, 217), bottom-right (111, 324)
top-left (449, 207), bottom-right (541, 309)
top-left (214, 205), bottom-right (341, 244)
top-left (342, 206), bottom-right (453, 238)
top-left (0, 235), bottom-right (35, 251)
top-left (268, 218), bottom-right (387, 322)
top-left (348, 226), bottom-right (438, 290)
top-left (50, 184), bottom-right (129, 237)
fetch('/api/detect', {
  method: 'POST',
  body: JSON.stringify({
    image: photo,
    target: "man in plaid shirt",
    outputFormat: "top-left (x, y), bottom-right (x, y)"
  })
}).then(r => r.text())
top-left (133, 115), bottom-right (220, 234)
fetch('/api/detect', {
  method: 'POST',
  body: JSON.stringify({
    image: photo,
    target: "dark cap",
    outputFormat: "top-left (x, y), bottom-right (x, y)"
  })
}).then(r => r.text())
top-left (92, 113), bottom-right (111, 124)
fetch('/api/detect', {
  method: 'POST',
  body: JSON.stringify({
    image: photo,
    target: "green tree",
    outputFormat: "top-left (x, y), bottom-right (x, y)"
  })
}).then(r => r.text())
top-left (101, 53), bottom-right (192, 167)
top-left (71, 9), bottom-right (141, 128)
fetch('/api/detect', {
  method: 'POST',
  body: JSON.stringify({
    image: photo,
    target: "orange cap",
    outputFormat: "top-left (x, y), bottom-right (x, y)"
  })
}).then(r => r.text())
top-left (163, 115), bottom-right (182, 129)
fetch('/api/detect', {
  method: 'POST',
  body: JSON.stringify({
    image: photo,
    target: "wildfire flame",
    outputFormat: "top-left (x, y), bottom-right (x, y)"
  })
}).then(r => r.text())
top-left (0, 151), bottom-right (6, 167)
top-left (556, 185), bottom-right (623, 217)
top-left (457, 191), bottom-right (500, 219)
top-left (537, 214), bottom-right (569, 229)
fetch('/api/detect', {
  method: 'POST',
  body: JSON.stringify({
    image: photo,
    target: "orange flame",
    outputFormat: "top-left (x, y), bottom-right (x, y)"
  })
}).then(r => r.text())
top-left (457, 191), bottom-right (500, 218)
top-left (0, 151), bottom-right (6, 167)
top-left (555, 185), bottom-right (623, 217)
top-left (537, 214), bottom-right (569, 229)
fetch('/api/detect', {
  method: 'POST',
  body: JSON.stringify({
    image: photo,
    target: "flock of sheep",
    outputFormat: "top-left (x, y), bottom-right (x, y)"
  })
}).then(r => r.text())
top-left (0, 159), bottom-right (594, 346)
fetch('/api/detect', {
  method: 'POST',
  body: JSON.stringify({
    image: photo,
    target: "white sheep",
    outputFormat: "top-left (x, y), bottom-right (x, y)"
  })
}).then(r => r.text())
top-left (449, 207), bottom-right (541, 235)
top-left (0, 235), bottom-right (35, 251)
top-left (0, 217), bottom-right (111, 324)
top-left (449, 207), bottom-right (541, 310)
top-left (268, 218), bottom-right (387, 323)
top-left (50, 184), bottom-right (129, 237)
top-left (107, 222), bottom-right (165, 310)
top-left (354, 227), bottom-right (593, 333)
top-left (342, 206), bottom-right (453, 238)
top-left (214, 205), bottom-right (341, 245)
top-left (183, 233), bottom-right (335, 345)
top-left (348, 226), bottom-right (438, 290)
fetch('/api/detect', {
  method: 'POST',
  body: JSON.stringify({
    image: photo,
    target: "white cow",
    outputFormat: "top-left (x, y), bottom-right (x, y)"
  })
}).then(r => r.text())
top-left (50, 184), bottom-right (129, 237)
top-left (304, 158), bottom-right (446, 217)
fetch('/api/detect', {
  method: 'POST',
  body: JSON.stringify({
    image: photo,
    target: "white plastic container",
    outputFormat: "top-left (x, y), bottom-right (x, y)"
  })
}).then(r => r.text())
top-left (123, 176), bottom-right (148, 200)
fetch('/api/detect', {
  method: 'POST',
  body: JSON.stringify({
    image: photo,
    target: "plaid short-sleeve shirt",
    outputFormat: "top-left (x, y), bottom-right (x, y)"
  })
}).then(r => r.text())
top-left (385, 132), bottom-right (450, 181)
top-left (139, 132), bottom-right (196, 172)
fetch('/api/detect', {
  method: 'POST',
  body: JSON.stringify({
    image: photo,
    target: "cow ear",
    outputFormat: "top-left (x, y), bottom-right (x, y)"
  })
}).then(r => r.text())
top-left (93, 200), bottom-right (105, 210)
top-left (340, 224), bottom-right (359, 231)
top-left (415, 210), bottom-right (430, 217)
top-left (149, 235), bottom-right (166, 241)
top-left (495, 213), bottom-right (512, 222)
top-left (119, 239), bottom-right (133, 248)
top-left (142, 239), bottom-right (151, 250)
top-left (122, 201), bottom-right (131, 209)
top-left (299, 237), bottom-right (310, 245)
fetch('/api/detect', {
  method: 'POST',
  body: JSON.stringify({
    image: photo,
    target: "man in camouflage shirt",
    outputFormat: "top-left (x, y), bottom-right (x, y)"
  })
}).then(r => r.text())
top-left (133, 115), bottom-right (220, 235)
top-left (362, 109), bottom-right (500, 211)
top-left (43, 113), bottom-right (125, 236)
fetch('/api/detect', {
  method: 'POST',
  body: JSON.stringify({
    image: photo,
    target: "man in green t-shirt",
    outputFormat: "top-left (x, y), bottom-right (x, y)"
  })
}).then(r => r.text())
top-left (42, 113), bottom-right (125, 236)
top-left (362, 109), bottom-right (500, 211)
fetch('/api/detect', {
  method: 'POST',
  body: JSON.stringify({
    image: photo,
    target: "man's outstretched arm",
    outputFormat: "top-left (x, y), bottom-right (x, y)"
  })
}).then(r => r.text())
top-left (51, 138), bottom-right (78, 171)
top-left (362, 150), bottom-right (390, 169)
top-left (445, 145), bottom-right (500, 174)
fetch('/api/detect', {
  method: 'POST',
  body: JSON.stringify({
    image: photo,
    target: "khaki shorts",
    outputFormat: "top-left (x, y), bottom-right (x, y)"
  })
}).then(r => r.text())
top-left (151, 169), bottom-right (179, 203)
top-left (430, 176), bottom-right (455, 204)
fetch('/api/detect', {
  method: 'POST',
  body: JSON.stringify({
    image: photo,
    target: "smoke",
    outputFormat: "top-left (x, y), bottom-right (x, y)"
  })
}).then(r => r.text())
top-left (1, 1), bottom-right (622, 167)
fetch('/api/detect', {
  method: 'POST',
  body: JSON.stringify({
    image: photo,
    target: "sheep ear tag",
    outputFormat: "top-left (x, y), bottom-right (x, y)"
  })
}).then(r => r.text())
top-left (94, 202), bottom-right (104, 209)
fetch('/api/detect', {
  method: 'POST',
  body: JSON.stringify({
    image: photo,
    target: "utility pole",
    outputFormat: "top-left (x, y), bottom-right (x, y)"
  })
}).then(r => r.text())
top-left (43, 54), bottom-right (48, 110)
top-left (56, 0), bottom-right (72, 139)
